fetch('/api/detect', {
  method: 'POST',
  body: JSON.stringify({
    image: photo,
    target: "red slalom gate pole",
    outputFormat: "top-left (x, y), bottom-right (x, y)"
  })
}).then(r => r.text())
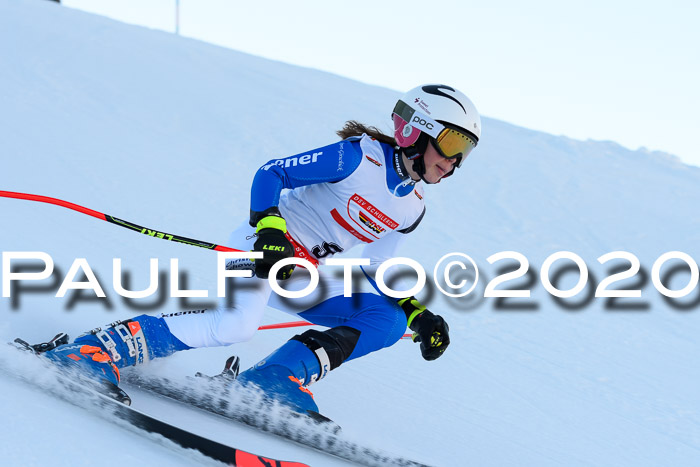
top-left (0, 191), bottom-right (242, 253)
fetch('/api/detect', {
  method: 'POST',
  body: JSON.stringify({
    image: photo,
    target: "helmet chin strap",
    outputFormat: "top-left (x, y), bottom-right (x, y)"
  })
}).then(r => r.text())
top-left (411, 157), bottom-right (433, 184)
top-left (404, 133), bottom-right (438, 184)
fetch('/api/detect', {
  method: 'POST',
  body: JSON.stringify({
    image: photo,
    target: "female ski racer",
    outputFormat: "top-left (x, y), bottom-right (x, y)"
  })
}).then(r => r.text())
top-left (42, 84), bottom-right (482, 416)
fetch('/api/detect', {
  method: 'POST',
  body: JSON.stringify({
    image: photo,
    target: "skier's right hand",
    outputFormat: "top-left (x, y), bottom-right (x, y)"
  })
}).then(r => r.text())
top-left (252, 211), bottom-right (295, 280)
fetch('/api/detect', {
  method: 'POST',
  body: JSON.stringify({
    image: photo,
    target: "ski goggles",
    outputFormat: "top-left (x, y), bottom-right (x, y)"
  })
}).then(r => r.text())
top-left (392, 100), bottom-right (477, 165)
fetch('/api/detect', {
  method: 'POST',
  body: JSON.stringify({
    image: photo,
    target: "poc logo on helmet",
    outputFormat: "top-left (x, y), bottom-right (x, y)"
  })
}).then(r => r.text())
top-left (412, 116), bottom-right (434, 130)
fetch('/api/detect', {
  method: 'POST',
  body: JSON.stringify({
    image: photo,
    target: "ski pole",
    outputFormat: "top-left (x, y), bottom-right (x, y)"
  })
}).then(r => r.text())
top-left (257, 320), bottom-right (312, 330)
top-left (0, 191), bottom-right (242, 253)
top-left (258, 320), bottom-right (413, 339)
top-left (3, 190), bottom-right (415, 340)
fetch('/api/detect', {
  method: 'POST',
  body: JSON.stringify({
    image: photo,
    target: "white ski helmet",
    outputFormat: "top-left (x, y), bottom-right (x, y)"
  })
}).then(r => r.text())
top-left (392, 84), bottom-right (481, 181)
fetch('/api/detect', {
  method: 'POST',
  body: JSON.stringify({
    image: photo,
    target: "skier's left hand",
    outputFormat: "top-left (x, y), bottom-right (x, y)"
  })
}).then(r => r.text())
top-left (398, 297), bottom-right (450, 361)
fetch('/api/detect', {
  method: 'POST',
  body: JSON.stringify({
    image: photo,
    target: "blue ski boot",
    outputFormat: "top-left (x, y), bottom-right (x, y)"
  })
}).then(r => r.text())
top-left (41, 315), bottom-right (189, 404)
top-left (236, 326), bottom-right (361, 418)
top-left (236, 339), bottom-right (321, 414)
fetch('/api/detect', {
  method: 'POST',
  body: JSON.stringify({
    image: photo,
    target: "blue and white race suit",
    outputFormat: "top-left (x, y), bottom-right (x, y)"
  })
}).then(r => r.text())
top-left (163, 134), bottom-right (426, 362)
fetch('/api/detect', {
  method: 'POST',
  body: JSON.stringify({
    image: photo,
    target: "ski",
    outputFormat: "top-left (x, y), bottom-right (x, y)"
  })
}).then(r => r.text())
top-left (1, 341), bottom-right (309, 467)
top-left (82, 395), bottom-right (310, 467)
top-left (122, 359), bottom-right (431, 467)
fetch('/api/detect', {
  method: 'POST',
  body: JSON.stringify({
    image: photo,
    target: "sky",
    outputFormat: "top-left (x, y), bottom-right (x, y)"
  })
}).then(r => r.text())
top-left (60, 0), bottom-right (700, 167)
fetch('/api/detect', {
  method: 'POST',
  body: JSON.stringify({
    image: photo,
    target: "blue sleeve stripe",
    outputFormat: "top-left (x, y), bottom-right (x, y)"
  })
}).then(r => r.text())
top-left (250, 140), bottom-right (363, 212)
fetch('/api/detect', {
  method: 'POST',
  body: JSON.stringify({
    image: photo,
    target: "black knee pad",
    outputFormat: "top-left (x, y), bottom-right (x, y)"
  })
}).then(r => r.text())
top-left (291, 326), bottom-right (361, 371)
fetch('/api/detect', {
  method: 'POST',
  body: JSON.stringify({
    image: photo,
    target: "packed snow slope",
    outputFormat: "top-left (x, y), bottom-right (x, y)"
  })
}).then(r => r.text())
top-left (2, 0), bottom-right (700, 466)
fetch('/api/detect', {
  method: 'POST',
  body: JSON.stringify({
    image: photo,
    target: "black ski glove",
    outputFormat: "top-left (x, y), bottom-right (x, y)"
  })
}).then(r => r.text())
top-left (398, 297), bottom-right (450, 361)
top-left (250, 208), bottom-right (295, 280)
